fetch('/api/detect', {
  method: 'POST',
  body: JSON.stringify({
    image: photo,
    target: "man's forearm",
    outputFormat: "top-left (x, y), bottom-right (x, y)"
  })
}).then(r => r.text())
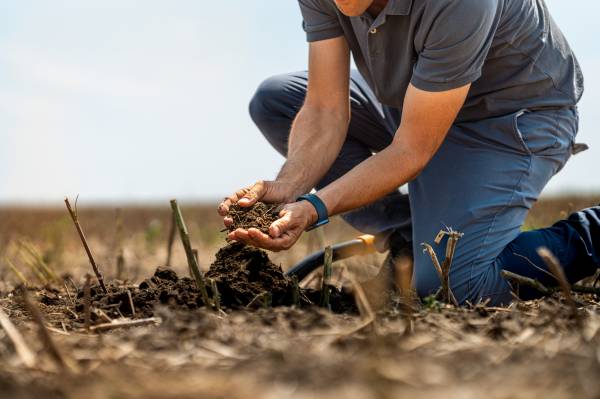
top-left (276, 103), bottom-right (349, 198)
top-left (316, 83), bottom-right (469, 218)
top-left (315, 141), bottom-right (422, 217)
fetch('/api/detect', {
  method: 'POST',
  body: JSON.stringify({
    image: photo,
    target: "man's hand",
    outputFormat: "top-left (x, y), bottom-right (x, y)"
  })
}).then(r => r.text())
top-left (218, 180), bottom-right (296, 227)
top-left (219, 36), bottom-right (351, 251)
top-left (226, 200), bottom-right (318, 252)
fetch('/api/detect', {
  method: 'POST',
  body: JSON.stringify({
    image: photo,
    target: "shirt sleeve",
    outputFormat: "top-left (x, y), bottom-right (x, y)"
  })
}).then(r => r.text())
top-left (411, 0), bottom-right (499, 92)
top-left (298, 0), bottom-right (344, 42)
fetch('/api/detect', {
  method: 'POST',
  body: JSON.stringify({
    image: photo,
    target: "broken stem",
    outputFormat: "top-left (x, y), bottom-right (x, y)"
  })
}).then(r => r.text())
top-left (210, 279), bottom-right (221, 312)
top-left (500, 270), bottom-right (553, 295)
top-left (421, 229), bottom-right (463, 306)
top-left (166, 213), bottom-right (176, 267)
top-left (114, 208), bottom-right (126, 280)
top-left (64, 197), bottom-right (107, 294)
top-left (90, 317), bottom-right (160, 332)
top-left (537, 247), bottom-right (579, 319)
top-left (345, 266), bottom-right (375, 322)
top-left (0, 308), bottom-right (36, 368)
top-left (319, 246), bottom-right (333, 309)
top-left (21, 288), bottom-right (74, 372)
top-left (192, 249), bottom-right (199, 278)
top-left (127, 289), bottom-right (136, 317)
top-left (4, 257), bottom-right (28, 286)
top-left (169, 199), bottom-right (211, 307)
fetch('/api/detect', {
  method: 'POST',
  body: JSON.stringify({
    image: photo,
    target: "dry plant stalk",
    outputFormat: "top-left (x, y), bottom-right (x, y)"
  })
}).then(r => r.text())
top-left (169, 199), bottom-right (211, 307)
top-left (83, 274), bottom-right (92, 331)
top-left (538, 247), bottom-right (580, 320)
top-left (291, 275), bottom-right (300, 308)
top-left (341, 267), bottom-right (378, 336)
top-left (90, 317), bottom-right (160, 332)
top-left (192, 249), bottom-right (199, 278)
top-left (15, 249), bottom-right (48, 285)
top-left (64, 197), bottom-right (108, 294)
top-left (4, 257), bottom-right (28, 286)
top-left (114, 208), bottom-right (126, 280)
top-left (500, 270), bottom-right (553, 296)
top-left (421, 228), bottom-right (463, 306)
top-left (0, 308), bottom-right (36, 368)
top-left (344, 267), bottom-right (375, 321)
top-left (319, 246), bottom-right (333, 309)
top-left (165, 213), bottom-right (177, 267)
top-left (127, 290), bottom-right (136, 317)
top-left (210, 279), bottom-right (221, 312)
top-left (500, 269), bottom-right (600, 297)
top-left (21, 288), bottom-right (75, 373)
top-left (19, 240), bottom-right (59, 283)
top-left (246, 292), bottom-right (271, 308)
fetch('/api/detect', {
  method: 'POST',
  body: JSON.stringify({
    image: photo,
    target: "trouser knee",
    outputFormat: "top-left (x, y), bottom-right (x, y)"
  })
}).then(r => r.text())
top-left (249, 76), bottom-right (281, 126)
top-left (249, 74), bottom-right (304, 155)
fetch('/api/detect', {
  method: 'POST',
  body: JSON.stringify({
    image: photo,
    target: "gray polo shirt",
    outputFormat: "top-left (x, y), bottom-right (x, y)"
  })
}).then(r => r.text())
top-left (298, 0), bottom-right (584, 123)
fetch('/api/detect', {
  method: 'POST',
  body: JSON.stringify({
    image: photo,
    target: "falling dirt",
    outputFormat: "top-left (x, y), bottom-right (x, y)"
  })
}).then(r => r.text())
top-left (227, 202), bottom-right (280, 234)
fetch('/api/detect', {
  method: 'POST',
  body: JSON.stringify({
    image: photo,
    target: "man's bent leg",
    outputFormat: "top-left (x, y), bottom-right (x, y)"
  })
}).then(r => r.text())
top-left (486, 205), bottom-right (600, 301)
top-left (410, 107), bottom-right (588, 305)
top-left (249, 71), bottom-right (411, 243)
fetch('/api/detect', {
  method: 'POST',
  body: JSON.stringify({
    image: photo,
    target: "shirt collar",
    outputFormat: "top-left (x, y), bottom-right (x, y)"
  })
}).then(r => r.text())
top-left (359, 0), bottom-right (413, 29)
top-left (387, 0), bottom-right (413, 16)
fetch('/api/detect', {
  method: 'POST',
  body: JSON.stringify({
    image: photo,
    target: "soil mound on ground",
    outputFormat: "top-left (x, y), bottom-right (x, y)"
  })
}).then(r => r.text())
top-left (205, 242), bottom-right (291, 307)
top-left (227, 202), bottom-right (280, 234)
top-left (76, 243), bottom-right (294, 319)
top-left (76, 243), bottom-right (356, 321)
top-left (76, 267), bottom-right (206, 319)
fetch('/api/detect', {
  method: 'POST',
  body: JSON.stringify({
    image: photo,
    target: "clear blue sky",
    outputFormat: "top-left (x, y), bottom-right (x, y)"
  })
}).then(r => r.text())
top-left (0, 0), bottom-right (598, 204)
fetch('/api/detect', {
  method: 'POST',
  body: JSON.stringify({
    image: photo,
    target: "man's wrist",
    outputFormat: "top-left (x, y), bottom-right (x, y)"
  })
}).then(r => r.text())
top-left (300, 200), bottom-right (319, 225)
top-left (297, 193), bottom-right (329, 230)
top-left (274, 179), bottom-right (309, 202)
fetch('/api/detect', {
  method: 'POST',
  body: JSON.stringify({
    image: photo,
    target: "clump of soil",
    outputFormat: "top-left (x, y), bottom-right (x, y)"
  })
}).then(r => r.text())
top-left (76, 267), bottom-right (208, 320)
top-left (227, 202), bottom-right (280, 234)
top-left (205, 242), bottom-right (291, 307)
top-left (75, 243), bottom-right (357, 322)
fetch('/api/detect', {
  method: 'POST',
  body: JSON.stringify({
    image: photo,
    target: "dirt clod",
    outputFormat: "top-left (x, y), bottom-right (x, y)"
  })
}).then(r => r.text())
top-left (227, 202), bottom-right (280, 234)
top-left (206, 242), bottom-right (290, 307)
top-left (76, 267), bottom-right (205, 320)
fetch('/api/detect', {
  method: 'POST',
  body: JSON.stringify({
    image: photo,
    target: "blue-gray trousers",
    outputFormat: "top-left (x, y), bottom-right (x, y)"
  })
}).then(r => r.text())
top-left (249, 71), bottom-right (600, 305)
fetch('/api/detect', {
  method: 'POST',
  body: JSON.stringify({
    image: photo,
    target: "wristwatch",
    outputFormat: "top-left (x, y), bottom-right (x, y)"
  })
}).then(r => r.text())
top-left (297, 193), bottom-right (329, 231)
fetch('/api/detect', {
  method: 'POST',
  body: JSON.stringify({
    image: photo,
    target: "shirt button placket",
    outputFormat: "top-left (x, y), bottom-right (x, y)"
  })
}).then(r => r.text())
top-left (368, 27), bottom-right (379, 59)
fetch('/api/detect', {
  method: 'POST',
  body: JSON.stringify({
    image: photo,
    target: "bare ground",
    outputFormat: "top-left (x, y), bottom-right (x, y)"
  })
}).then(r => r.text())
top-left (0, 196), bottom-right (598, 399)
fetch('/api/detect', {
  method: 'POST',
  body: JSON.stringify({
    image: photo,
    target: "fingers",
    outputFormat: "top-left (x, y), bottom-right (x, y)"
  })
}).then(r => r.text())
top-left (269, 211), bottom-right (292, 238)
top-left (228, 228), bottom-right (298, 252)
top-left (218, 187), bottom-right (251, 215)
top-left (237, 181), bottom-right (267, 207)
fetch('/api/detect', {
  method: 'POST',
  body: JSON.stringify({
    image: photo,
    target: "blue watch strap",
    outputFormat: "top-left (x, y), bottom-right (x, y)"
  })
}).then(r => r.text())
top-left (297, 194), bottom-right (329, 231)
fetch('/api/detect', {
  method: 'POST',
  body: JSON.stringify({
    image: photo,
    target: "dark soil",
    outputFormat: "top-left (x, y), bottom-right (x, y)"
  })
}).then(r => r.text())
top-left (227, 202), bottom-right (280, 234)
top-left (75, 243), bottom-right (357, 322)
top-left (76, 267), bottom-right (204, 320)
top-left (205, 242), bottom-right (291, 307)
